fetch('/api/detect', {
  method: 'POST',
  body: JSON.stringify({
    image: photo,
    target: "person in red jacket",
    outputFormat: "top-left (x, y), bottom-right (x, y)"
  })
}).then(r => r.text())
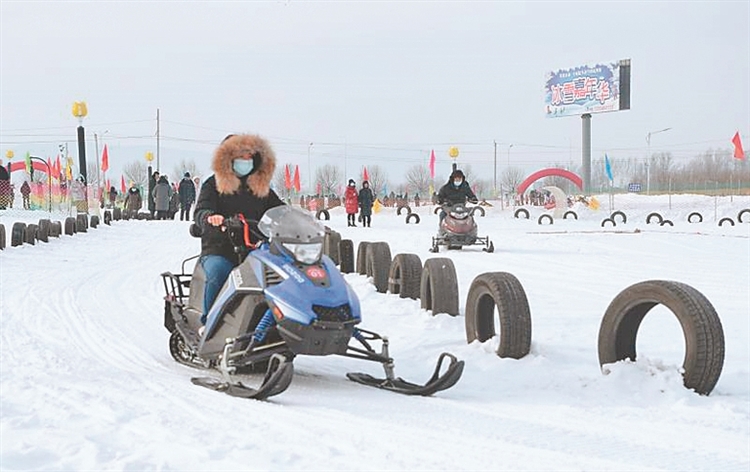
top-left (344, 179), bottom-right (359, 227)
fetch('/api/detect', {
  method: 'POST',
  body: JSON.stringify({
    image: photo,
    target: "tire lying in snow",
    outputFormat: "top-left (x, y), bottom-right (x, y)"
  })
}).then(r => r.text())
top-left (597, 280), bottom-right (725, 395)
top-left (50, 221), bottom-right (62, 238)
top-left (90, 215), bottom-right (100, 228)
top-left (610, 210), bottom-right (627, 224)
top-left (366, 242), bottom-right (392, 293)
top-left (405, 213), bottom-right (420, 224)
top-left (0, 223), bottom-right (5, 250)
top-left (388, 253), bottom-right (422, 299)
top-left (356, 241), bottom-right (370, 275)
top-left (646, 212), bottom-right (663, 224)
top-left (396, 205), bottom-right (411, 216)
top-left (738, 208), bottom-right (750, 223)
top-left (465, 272), bottom-right (532, 359)
top-left (315, 209), bottom-right (330, 221)
top-left (25, 223), bottom-right (38, 245)
top-left (420, 258), bottom-right (459, 316)
top-left (37, 219), bottom-right (50, 243)
top-left (11, 222), bottom-right (26, 247)
top-left (514, 208), bottom-right (530, 219)
top-left (76, 214), bottom-right (88, 233)
top-left (687, 212), bottom-right (703, 223)
top-left (338, 239), bottom-right (354, 274)
top-left (64, 217), bottom-right (76, 235)
top-left (563, 210), bottom-right (577, 220)
top-left (323, 228), bottom-right (341, 265)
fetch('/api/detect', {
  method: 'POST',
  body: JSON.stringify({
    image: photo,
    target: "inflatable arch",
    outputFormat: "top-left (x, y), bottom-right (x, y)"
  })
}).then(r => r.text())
top-left (8, 160), bottom-right (51, 174)
top-left (516, 168), bottom-right (583, 195)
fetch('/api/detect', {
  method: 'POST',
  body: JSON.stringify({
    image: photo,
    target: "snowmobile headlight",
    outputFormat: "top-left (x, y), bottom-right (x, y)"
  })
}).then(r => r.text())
top-left (283, 242), bottom-right (323, 264)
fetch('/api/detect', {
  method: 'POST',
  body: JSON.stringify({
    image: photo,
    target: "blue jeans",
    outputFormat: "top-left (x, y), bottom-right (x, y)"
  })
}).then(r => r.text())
top-left (200, 255), bottom-right (235, 325)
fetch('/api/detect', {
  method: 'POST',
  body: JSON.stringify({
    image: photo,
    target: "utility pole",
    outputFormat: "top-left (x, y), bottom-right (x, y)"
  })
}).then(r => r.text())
top-left (156, 108), bottom-right (161, 172)
top-left (493, 140), bottom-right (497, 197)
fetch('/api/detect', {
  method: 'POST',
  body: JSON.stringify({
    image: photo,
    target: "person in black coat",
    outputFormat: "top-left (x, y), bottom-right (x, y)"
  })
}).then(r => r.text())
top-left (437, 169), bottom-right (478, 222)
top-left (358, 180), bottom-right (375, 227)
top-left (193, 133), bottom-right (284, 324)
top-left (178, 172), bottom-right (197, 221)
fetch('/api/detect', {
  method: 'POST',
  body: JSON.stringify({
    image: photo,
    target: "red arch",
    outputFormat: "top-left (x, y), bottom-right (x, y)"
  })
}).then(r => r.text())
top-left (8, 160), bottom-right (50, 174)
top-left (517, 168), bottom-right (582, 195)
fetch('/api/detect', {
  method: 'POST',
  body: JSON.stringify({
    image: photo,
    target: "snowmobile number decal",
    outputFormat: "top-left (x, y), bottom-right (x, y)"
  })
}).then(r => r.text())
top-left (231, 269), bottom-right (244, 286)
top-left (283, 264), bottom-right (305, 284)
top-left (305, 266), bottom-right (326, 280)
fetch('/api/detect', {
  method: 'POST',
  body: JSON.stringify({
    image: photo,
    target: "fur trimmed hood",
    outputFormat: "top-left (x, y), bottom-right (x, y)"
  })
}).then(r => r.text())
top-left (212, 134), bottom-right (276, 197)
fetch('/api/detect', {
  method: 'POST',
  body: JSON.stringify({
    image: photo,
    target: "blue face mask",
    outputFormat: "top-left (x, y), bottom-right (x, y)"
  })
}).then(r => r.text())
top-left (232, 159), bottom-right (254, 177)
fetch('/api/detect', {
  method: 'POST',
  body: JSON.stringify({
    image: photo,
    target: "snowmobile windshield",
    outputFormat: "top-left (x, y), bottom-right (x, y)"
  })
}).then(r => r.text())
top-left (259, 206), bottom-right (325, 264)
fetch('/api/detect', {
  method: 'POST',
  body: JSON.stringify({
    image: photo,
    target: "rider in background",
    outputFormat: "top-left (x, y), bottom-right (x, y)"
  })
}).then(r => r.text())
top-left (437, 169), bottom-right (478, 222)
top-left (193, 134), bottom-right (285, 326)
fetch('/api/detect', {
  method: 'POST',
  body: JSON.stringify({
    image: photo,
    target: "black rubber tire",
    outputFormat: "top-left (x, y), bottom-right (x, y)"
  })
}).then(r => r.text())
top-left (737, 208), bottom-right (750, 223)
top-left (563, 210), bottom-right (578, 220)
top-left (718, 217), bottom-right (734, 227)
top-left (50, 221), bottom-right (62, 238)
top-left (339, 239), bottom-right (354, 274)
top-left (388, 253), bottom-right (422, 299)
top-left (11, 222), bottom-right (26, 247)
top-left (397, 205), bottom-right (411, 216)
top-left (104, 211), bottom-right (112, 225)
top-left (24, 224), bottom-right (38, 245)
top-left (64, 217), bottom-right (76, 235)
top-left (537, 214), bottom-right (553, 225)
top-left (315, 209), bottom-right (330, 221)
top-left (37, 219), bottom-right (50, 243)
top-left (405, 213), bottom-right (420, 224)
top-left (601, 217), bottom-right (616, 227)
top-left (611, 210), bottom-right (627, 224)
top-left (324, 229), bottom-right (341, 266)
top-left (661, 219), bottom-right (674, 227)
top-left (514, 208), bottom-right (530, 219)
top-left (366, 242), bottom-right (392, 293)
top-left (90, 215), bottom-right (100, 228)
top-left (433, 206), bottom-right (441, 215)
top-left (470, 206), bottom-right (485, 217)
top-left (76, 214), bottom-right (87, 233)
top-left (113, 208), bottom-right (122, 221)
top-left (646, 212), bottom-right (663, 224)
top-left (420, 258), bottom-right (459, 316)
top-left (598, 280), bottom-right (725, 395)
top-left (0, 223), bottom-right (5, 250)
top-left (465, 272), bottom-right (532, 359)
top-left (356, 242), bottom-right (370, 275)
top-left (687, 212), bottom-right (703, 223)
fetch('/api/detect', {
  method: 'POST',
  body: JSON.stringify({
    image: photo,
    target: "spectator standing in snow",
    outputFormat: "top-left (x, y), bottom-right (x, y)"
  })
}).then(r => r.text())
top-left (358, 180), bottom-right (374, 228)
top-left (148, 171), bottom-right (160, 218)
top-left (154, 175), bottom-right (172, 220)
top-left (20, 180), bottom-right (31, 209)
top-left (344, 179), bottom-right (359, 227)
top-left (123, 182), bottom-right (142, 218)
top-left (178, 172), bottom-right (197, 221)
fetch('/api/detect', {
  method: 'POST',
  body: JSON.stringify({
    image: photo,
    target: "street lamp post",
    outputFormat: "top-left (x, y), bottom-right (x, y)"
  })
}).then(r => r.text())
top-left (646, 127), bottom-right (671, 195)
top-left (307, 142), bottom-right (313, 194)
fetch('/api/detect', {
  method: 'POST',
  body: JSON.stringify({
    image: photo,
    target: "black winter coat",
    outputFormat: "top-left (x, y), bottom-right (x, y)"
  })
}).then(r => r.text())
top-left (178, 178), bottom-right (196, 205)
top-left (194, 175), bottom-right (284, 263)
top-left (437, 180), bottom-right (477, 206)
top-left (358, 187), bottom-right (375, 217)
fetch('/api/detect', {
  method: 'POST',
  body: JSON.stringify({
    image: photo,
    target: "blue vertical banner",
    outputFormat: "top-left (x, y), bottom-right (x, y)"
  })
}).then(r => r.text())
top-left (604, 154), bottom-right (613, 182)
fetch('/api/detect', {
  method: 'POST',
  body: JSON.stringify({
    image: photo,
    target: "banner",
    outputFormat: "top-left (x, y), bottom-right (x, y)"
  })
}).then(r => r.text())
top-left (429, 149), bottom-right (436, 179)
top-left (293, 165), bottom-right (301, 193)
top-left (284, 164), bottom-right (292, 190)
top-left (732, 131), bottom-right (745, 160)
top-left (101, 144), bottom-right (109, 172)
top-left (605, 154), bottom-right (613, 182)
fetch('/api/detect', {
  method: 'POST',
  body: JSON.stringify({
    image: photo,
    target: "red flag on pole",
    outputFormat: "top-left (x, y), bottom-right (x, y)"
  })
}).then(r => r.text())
top-left (106, 179), bottom-right (111, 191)
top-left (55, 156), bottom-right (61, 179)
top-left (293, 165), bottom-right (301, 193)
top-left (284, 164), bottom-right (292, 190)
top-left (363, 166), bottom-right (370, 182)
top-left (429, 149), bottom-right (436, 179)
top-left (732, 131), bottom-right (745, 160)
top-left (121, 175), bottom-right (126, 193)
top-left (101, 144), bottom-right (109, 172)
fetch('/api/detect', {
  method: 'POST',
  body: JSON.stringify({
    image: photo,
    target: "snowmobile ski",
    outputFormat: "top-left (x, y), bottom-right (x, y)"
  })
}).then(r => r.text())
top-left (346, 352), bottom-right (464, 396)
top-left (191, 353), bottom-right (294, 400)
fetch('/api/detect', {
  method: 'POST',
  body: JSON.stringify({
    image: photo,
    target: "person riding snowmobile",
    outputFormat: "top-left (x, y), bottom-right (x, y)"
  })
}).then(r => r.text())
top-left (193, 133), bottom-right (285, 326)
top-left (437, 169), bottom-right (478, 222)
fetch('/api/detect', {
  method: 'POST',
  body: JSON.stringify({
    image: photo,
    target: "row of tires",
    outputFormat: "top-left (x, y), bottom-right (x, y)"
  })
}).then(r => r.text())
top-left (315, 205), bottom-right (487, 225)
top-left (0, 211), bottom-right (116, 250)
top-left (514, 207), bottom-right (750, 227)
top-left (321, 233), bottom-right (725, 395)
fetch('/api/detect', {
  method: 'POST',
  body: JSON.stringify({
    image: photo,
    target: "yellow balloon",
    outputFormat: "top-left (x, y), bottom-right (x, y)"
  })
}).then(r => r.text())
top-left (145, 151), bottom-right (154, 162)
top-left (5, 150), bottom-right (14, 159)
top-left (449, 146), bottom-right (459, 158)
top-left (72, 101), bottom-right (88, 118)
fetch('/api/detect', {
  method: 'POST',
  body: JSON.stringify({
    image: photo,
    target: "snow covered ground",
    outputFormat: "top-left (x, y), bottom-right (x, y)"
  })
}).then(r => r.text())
top-left (1, 194), bottom-right (749, 471)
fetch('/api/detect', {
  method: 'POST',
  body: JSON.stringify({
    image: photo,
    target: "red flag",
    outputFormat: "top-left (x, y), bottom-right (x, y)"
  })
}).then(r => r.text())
top-left (284, 164), bottom-right (292, 190)
top-left (363, 166), bottom-right (370, 182)
top-left (732, 131), bottom-right (745, 160)
top-left (55, 156), bottom-right (61, 179)
top-left (121, 175), bottom-right (126, 193)
top-left (293, 165), bottom-right (301, 193)
top-left (106, 179), bottom-right (111, 191)
top-left (101, 144), bottom-right (109, 172)
top-left (429, 149), bottom-right (436, 179)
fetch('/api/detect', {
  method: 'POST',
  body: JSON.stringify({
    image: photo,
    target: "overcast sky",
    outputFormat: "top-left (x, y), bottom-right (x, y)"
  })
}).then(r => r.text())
top-left (1, 1), bottom-right (748, 185)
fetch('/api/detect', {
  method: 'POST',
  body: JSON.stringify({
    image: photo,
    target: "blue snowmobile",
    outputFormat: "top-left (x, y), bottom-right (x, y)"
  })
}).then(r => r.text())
top-left (161, 206), bottom-right (464, 400)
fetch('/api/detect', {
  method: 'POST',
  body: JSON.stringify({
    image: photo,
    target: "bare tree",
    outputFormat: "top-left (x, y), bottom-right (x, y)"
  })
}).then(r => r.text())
top-left (500, 167), bottom-right (526, 195)
top-left (404, 164), bottom-right (431, 197)
top-left (315, 164), bottom-right (342, 196)
top-left (272, 166), bottom-right (295, 201)
top-left (122, 161), bottom-right (149, 192)
top-left (366, 165), bottom-right (388, 198)
top-left (171, 159), bottom-right (200, 182)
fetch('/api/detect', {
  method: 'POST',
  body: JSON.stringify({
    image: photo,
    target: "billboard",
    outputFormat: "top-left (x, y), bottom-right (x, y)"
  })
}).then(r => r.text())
top-left (544, 59), bottom-right (631, 118)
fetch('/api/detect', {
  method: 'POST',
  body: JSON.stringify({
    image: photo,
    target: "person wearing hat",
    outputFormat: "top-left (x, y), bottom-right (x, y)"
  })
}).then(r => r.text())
top-left (358, 180), bottom-right (375, 227)
top-left (344, 179), bottom-right (359, 226)
top-left (193, 133), bottom-right (285, 326)
top-left (178, 171), bottom-right (197, 221)
top-left (437, 169), bottom-right (478, 222)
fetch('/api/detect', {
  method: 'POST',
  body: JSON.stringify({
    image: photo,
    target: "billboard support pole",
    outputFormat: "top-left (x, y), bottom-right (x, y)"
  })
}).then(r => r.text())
top-left (581, 113), bottom-right (591, 193)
